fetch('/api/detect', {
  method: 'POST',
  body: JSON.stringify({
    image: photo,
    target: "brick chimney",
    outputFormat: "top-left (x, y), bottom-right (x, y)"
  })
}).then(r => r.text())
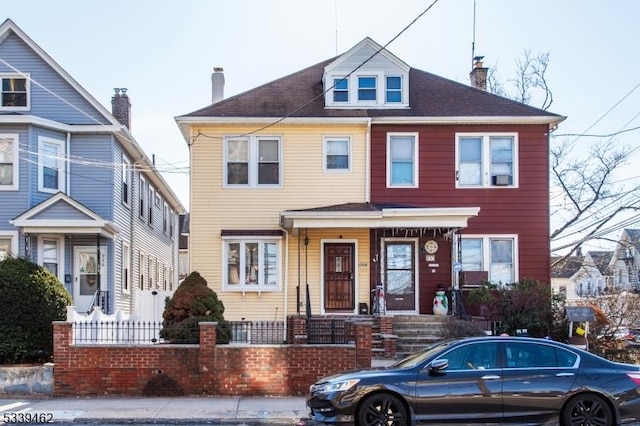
top-left (469, 57), bottom-right (488, 91)
top-left (211, 67), bottom-right (225, 104)
top-left (111, 88), bottom-right (131, 129)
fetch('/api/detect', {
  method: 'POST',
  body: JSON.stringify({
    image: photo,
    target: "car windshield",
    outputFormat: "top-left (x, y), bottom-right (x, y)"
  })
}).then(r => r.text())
top-left (391, 340), bottom-right (456, 368)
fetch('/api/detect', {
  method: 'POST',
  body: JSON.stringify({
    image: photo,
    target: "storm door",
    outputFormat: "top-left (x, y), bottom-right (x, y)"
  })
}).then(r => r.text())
top-left (384, 241), bottom-right (416, 312)
top-left (73, 247), bottom-right (107, 313)
top-left (324, 243), bottom-right (355, 312)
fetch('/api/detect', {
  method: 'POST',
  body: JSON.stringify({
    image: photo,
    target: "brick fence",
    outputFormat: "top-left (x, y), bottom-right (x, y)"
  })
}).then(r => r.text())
top-left (53, 320), bottom-right (372, 396)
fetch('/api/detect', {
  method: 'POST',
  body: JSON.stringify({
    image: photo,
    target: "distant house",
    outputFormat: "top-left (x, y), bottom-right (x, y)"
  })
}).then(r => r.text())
top-left (178, 213), bottom-right (189, 281)
top-left (0, 19), bottom-right (185, 313)
top-left (551, 251), bottom-right (612, 304)
top-left (610, 229), bottom-right (640, 291)
top-left (176, 37), bottom-right (564, 321)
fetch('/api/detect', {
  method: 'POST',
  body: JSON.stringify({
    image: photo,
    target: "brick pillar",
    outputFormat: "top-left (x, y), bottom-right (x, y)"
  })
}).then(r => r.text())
top-left (354, 322), bottom-right (372, 369)
top-left (198, 322), bottom-right (217, 394)
top-left (52, 321), bottom-right (72, 396)
top-left (287, 315), bottom-right (308, 344)
top-left (378, 316), bottom-right (397, 358)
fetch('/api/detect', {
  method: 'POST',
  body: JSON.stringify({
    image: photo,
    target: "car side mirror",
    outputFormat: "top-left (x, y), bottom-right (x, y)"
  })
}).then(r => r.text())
top-left (429, 358), bottom-right (448, 374)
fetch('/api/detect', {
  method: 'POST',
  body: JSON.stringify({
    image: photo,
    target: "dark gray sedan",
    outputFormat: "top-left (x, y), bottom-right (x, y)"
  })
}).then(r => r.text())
top-left (307, 336), bottom-right (640, 425)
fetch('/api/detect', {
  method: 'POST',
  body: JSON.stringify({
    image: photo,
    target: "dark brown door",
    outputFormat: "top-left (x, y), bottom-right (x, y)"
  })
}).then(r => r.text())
top-left (324, 243), bottom-right (355, 312)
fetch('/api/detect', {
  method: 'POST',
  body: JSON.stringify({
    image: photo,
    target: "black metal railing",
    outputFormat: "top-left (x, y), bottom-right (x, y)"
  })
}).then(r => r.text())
top-left (229, 321), bottom-right (285, 344)
top-left (306, 318), bottom-right (351, 344)
top-left (86, 290), bottom-right (110, 314)
top-left (73, 320), bottom-right (163, 344)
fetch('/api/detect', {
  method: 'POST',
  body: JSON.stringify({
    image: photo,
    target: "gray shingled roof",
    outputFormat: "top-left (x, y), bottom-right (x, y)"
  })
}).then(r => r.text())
top-left (588, 251), bottom-right (613, 276)
top-left (181, 57), bottom-right (563, 120)
top-left (550, 256), bottom-right (583, 279)
top-left (624, 229), bottom-right (640, 246)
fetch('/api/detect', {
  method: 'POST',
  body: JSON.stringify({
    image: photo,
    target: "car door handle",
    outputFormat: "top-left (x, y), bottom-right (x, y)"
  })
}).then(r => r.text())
top-left (556, 373), bottom-right (575, 377)
top-left (481, 375), bottom-right (501, 380)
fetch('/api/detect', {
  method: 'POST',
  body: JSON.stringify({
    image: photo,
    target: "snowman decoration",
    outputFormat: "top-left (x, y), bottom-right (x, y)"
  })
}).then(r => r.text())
top-left (432, 284), bottom-right (448, 316)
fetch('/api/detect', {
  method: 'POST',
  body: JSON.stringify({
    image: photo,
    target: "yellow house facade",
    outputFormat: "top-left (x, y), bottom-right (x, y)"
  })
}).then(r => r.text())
top-left (183, 121), bottom-right (372, 321)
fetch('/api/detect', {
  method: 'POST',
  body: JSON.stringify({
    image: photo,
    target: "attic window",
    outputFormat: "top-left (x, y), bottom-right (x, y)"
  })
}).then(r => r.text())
top-left (1, 75), bottom-right (29, 109)
top-left (386, 76), bottom-right (402, 103)
top-left (333, 77), bottom-right (348, 102)
top-left (358, 76), bottom-right (376, 101)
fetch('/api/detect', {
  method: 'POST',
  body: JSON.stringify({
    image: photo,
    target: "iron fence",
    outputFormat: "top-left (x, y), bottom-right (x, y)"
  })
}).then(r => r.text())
top-left (306, 318), bottom-right (352, 344)
top-left (229, 321), bottom-right (286, 344)
top-left (72, 320), bottom-right (164, 344)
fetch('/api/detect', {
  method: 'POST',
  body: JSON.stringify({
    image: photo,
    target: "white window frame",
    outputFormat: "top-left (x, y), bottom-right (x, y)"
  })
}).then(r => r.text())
top-left (121, 154), bottom-right (131, 207)
top-left (37, 136), bottom-right (66, 194)
top-left (223, 136), bottom-right (282, 188)
top-left (332, 76), bottom-right (349, 103)
top-left (0, 133), bottom-right (19, 191)
top-left (139, 251), bottom-right (146, 290)
top-left (147, 186), bottom-right (154, 226)
top-left (455, 133), bottom-right (519, 188)
top-left (323, 136), bottom-right (351, 172)
top-left (37, 235), bottom-right (64, 283)
top-left (0, 230), bottom-right (19, 260)
top-left (222, 237), bottom-right (281, 292)
top-left (386, 132), bottom-right (419, 188)
top-left (460, 235), bottom-right (519, 284)
top-left (122, 241), bottom-right (131, 294)
top-left (385, 75), bottom-right (403, 103)
top-left (325, 71), bottom-right (408, 108)
top-left (139, 176), bottom-right (146, 220)
top-left (0, 73), bottom-right (30, 111)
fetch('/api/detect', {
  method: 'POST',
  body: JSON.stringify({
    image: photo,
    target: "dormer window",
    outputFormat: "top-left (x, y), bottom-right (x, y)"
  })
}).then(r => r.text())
top-left (386, 76), bottom-right (402, 103)
top-left (358, 77), bottom-right (377, 101)
top-left (1, 74), bottom-right (29, 110)
top-left (333, 77), bottom-right (348, 102)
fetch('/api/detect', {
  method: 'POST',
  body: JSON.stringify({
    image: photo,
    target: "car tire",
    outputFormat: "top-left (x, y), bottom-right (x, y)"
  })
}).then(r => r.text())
top-left (356, 393), bottom-right (408, 426)
top-left (561, 393), bottom-right (613, 426)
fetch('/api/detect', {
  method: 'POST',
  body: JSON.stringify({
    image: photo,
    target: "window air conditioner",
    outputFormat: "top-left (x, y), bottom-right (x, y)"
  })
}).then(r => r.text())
top-left (493, 174), bottom-right (511, 186)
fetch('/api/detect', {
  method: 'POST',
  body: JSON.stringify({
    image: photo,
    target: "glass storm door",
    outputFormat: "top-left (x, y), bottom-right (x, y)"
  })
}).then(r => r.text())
top-left (324, 243), bottom-right (355, 312)
top-left (74, 247), bottom-right (107, 313)
top-left (384, 241), bottom-right (416, 312)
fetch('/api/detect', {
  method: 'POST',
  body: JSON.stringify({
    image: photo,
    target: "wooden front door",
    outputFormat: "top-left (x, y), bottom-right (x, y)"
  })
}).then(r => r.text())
top-left (324, 243), bottom-right (355, 312)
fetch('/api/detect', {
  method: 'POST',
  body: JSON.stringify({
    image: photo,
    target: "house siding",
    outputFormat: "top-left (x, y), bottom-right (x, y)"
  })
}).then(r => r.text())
top-left (370, 123), bottom-right (551, 284)
top-left (189, 123), bottom-right (368, 320)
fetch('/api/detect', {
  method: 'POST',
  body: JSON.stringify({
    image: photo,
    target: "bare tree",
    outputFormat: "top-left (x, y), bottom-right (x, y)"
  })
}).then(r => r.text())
top-left (487, 50), bottom-right (640, 261)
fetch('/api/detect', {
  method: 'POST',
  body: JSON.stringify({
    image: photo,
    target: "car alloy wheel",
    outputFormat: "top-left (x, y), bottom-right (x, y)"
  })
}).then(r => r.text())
top-left (357, 393), bottom-right (407, 426)
top-left (562, 393), bottom-right (613, 426)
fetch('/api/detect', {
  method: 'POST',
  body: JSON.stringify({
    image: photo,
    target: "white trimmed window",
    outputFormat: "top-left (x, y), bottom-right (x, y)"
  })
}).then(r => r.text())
top-left (456, 133), bottom-right (518, 188)
top-left (1, 74), bottom-right (29, 110)
top-left (460, 235), bottom-right (518, 284)
top-left (224, 238), bottom-right (280, 291)
top-left (122, 241), bottom-right (131, 294)
top-left (333, 77), bottom-right (348, 103)
top-left (139, 176), bottom-right (146, 220)
top-left (324, 137), bottom-right (351, 171)
top-left (139, 251), bottom-right (146, 290)
top-left (0, 231), bottom-right (19, 260)
top-left (325, 71), bottom-right (408, 108)
top-left (38, 136), bottom-right (65, 194)
top-left (162, 201), bottom-right (168, 234)
top-left (387, 133), bottom-right (418, 187)
top-left (37, 235), bottom-right (64, 283)
top-left (386, 76), bottom-right (402, 103)
top-left (121, 154), bottom-right (131, 206)
top-left (224, 136), bottom-right (281, 187)
top-left (358, 76), bottom-right (377, 101)
top-left (0, 134), bottom-right (18, 191)
top-left (147, 186), bottom-right (154, 226)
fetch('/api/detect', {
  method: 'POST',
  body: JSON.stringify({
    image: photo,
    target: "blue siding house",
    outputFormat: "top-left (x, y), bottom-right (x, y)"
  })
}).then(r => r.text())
top-left (0, 19), bottom-right (185, 313)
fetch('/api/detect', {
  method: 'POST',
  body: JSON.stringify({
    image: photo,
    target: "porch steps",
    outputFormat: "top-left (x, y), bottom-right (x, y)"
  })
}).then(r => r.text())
top-left (392, 315), bottom-right (448, 359)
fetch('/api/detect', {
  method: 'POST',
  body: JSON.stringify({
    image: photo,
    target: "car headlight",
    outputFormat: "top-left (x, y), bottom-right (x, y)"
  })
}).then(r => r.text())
top-left (312, 379), bottom-right (360, 394)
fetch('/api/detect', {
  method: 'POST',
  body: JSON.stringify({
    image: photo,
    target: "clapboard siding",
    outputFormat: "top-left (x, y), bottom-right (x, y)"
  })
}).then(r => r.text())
top-left (370, 123), bottom-right (551, 283)
top-left (0, 33), bottom-right (108, 125)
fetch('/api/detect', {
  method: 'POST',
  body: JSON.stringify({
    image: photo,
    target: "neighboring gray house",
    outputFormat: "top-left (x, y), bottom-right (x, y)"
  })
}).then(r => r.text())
top-left (0, 19), bottom-right (185, 313)
top-left (610, 229), bottom-right (640, 291)
top-left (551, 251), bottom-right (612, 303)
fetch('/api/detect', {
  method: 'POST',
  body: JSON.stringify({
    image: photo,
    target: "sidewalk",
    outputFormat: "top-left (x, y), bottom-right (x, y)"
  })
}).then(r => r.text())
top-left (0, 396), bottom-right (310, 424)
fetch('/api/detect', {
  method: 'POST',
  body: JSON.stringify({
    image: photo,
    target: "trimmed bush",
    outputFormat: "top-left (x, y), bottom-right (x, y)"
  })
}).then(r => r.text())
top-left (0, 256), bottom-right (72, 364)
top-left (161, 271), bottom-right (231, 344)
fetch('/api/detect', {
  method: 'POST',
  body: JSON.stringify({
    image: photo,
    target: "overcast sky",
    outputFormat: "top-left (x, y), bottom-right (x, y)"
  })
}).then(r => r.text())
top-left (4, 1), bottom-right (640, 252)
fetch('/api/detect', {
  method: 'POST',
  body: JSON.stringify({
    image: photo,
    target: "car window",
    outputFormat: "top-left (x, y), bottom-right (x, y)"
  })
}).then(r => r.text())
top-left (505, 341), bottom-right (577, 368)
top-left (437, 342), bottom-right (498, 370)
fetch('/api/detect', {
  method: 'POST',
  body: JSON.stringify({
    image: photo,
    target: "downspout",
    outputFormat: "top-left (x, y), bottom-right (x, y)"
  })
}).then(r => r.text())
top-left (65, 132), bottom-right (71, 194)
top-left (282, 228), bottom-right (290, 337)
top-left (129, 157), bottom-right (144, 314)
top-left (365, 119), bottom-right (371, 203)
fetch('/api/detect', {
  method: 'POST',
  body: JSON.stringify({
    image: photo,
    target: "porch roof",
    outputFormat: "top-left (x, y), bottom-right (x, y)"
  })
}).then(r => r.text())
top-left (280, 202), bottom-right (480, 232)
top-left (10, 192), bottom-right (120, 239)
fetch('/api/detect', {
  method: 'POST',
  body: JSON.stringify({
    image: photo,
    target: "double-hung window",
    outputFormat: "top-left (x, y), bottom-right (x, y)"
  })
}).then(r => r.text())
top-left (122, 241), bottom-right (131, 294)
top-left (121, 154), bottom-right (130, 206)
top-left (224, 239), bottom-right (280, 291)
top-left (386, 76), bottom-right (402, 103)
top-left (456, 133), bottom-right (517, 187)
top-left (358, 76), bottom-right (377, 101)
top-left (1, 74), bottom-right (29, 110)
top-left (324, 137), bottom-right (350, 171)
top-left (0, 231), bottom-right (18, 261)
top-left (0, 134), bottom-right (18, 191)
top-left (461, 236), bottom-right (517, 284)
top-left (38, 137), bottom-right (65, 194)
top-left (333, 77), bottom-right (348, 102)
top-left (139, 176), bottom-right (146, 219)
top-left (387, 133), bottom-right (418, 187)
top-left (225, 136), bottom-right (281, 187)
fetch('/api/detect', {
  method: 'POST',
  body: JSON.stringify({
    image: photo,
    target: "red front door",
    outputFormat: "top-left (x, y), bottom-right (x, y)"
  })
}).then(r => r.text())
top-left (324, 243), bottom-right (355, 312)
